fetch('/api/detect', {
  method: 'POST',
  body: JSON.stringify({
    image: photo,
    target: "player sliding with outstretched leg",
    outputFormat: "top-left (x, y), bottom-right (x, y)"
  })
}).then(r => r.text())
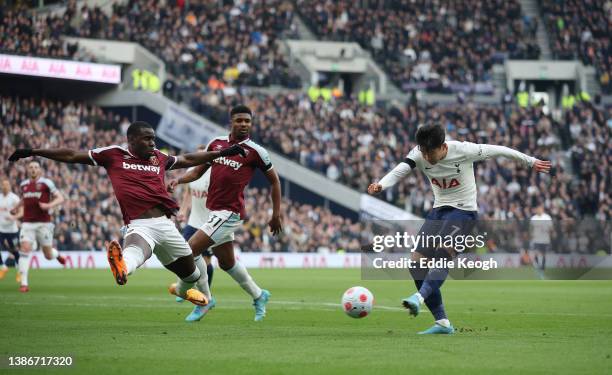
top-left (168, 105), bottom-right (283, 322)
top-left (368, 124), bottom-right (551, 334)
top-left (8, 121), bottom-right (246, 312)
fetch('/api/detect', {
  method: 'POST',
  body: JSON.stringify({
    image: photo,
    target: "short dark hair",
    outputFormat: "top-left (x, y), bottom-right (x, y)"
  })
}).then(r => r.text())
top-left (127, 121), bottom-right (153, 138)
top-left (230, 105), bottom-right (252, 118)
top-left (415, 124), bottom-right (445, 151)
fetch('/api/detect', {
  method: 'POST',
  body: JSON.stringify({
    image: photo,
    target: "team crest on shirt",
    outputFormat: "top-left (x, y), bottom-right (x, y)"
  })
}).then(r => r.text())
top-left (215, 145), bottom-right (223, 150)
top-left (36, 184), bottom-right (42, 189)
top-left (149, 156), bottom-right (159, 166)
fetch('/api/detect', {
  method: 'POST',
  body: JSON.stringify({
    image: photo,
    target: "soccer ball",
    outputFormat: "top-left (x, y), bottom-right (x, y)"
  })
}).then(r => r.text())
top-left (341, 286), bottom-right (374, 318)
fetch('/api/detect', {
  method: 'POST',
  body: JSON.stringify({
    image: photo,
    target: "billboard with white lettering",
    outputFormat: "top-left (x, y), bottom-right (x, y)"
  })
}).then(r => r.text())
top-left (0, 54), bottom-right (121, 84)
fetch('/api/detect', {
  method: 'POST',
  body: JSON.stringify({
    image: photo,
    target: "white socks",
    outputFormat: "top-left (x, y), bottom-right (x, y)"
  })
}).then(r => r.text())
top-left (436, 319), bottom-right (451, 328)
top-left (415, 292), bottom-right (424, 304)
top-left (226, 262), bottom-right (262, 300)
top-left (193, 255), bottom-right (212, 300)
top-left (50, 248), bottom-right (59, 259)
top-left (18, 252), bottom-right (29, 286)
top-left (122, 245), bottom-right (147, 275)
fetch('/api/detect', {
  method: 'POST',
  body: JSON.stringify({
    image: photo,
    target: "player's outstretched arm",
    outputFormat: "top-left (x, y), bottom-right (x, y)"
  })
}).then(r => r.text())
top-left (264, 168), bottom-right (283, 235)
top-left (170, 145), bottom-right (246, 170)
top-left (478, 144), bottom-right (551, 173)
top-left (368, 161), bottom-right (413, 195)
top-left (8, 148), bottom-right (94, 165)
top-left (167, 164), bottom-right (209, 193)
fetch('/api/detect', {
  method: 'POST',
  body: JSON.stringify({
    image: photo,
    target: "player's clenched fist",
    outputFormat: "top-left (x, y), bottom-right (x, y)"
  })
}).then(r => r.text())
top-left (367, 183), bottom-right (382, 195)
top-left (218, 144), bottom-right (247, 158)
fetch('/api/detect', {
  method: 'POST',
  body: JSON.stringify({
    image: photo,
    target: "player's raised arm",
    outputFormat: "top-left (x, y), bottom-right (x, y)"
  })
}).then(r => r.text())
top-left (264, 168), bottom-right (283, 235)
top-left (471, 143), bottom-right (551, 173)
top-left (8, 148), bottom-right (95, 165)
top-left (169, 145), bottom-right (246, 170)
top-left (368, 160), bottom-right (414, 195)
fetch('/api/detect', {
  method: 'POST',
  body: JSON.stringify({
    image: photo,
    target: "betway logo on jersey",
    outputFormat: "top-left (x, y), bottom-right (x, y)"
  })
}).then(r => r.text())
top-left (122, 162), bottom-right (160, 174)
top-left (23, 192), bottom-right (43, 199)
top-left (214, 157), bottom-right (243, 170)
top-left (431, 178), bottom-right (460, 189)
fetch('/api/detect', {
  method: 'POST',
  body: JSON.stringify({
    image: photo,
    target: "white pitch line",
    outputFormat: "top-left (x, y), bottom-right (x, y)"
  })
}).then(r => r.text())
top-left (2, 296), bottom-right (611, 318)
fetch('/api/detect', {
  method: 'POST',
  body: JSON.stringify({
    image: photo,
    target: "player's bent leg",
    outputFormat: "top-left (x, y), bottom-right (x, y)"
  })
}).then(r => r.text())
top-left (166, 255), bottom-right (208, 307)
top-left (41, 245), bottom-right (65, 265)
top-left (403, 250), bottom-right (428, 316)
top-left (213, 242), bottom-right (269, 321)
top-left (187, 229), bottom-right (216, 258)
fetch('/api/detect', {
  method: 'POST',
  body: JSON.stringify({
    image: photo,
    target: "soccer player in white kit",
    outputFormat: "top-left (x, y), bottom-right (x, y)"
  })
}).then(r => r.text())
top-left (530, 204), bottom-right (553, 277)
top-left (368, 124), bottom-right (551, 334)
top-left (0, 178), bottom-right (21, 281)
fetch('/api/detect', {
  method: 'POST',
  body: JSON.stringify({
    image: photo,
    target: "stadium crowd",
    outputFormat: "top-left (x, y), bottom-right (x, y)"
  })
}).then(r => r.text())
top-left (1, 1), bottom-right (301, 89)
top-left (194, 91), bottom-right (611, 224)
top-left (296, 0), bottom-right (541, 93)
top-left (540, 0), bottom-right (612, 94)
top-left (0, 96), bottom-right (364, 253)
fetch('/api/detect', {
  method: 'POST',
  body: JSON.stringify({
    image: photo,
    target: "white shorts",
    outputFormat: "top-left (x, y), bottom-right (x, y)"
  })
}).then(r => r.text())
top-left (20, 222), bottom-right (54, 248)
top-left (124, 216), bottom-right (192, 266)
top-left (200, 210), bottom-right (243, 246)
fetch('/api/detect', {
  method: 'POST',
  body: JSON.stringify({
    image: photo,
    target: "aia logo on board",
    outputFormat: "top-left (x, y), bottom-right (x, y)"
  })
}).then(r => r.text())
top-left (149, 156), bottom-right (159, 166)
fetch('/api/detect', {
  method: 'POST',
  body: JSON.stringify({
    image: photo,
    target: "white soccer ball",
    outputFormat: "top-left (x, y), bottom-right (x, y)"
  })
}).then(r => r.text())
top-left (341, 286), bottom-right (374, 318)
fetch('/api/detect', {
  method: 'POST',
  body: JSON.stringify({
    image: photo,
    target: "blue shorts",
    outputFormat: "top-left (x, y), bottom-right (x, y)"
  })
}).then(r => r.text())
top-left (182, 225), bottom-right (213, 258)
top-left (0, 232), bottom-right (19, 252)
top-left (414, 206), bottom-right (478, 257)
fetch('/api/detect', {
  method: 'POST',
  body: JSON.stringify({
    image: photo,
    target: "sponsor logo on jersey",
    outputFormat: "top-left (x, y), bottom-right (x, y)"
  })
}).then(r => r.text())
top-left (122, 162), bottom-right (161, 174)
top-left (23, 192), bottom-right (43, 199)
top-left (213, 156), bottom-right (243, 170)
top-left (431, 178), bottom-right (460, 189)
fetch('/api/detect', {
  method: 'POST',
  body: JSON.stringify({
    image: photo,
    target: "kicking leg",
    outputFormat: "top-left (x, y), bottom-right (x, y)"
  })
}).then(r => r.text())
top-left (106, 233), bottom-right (153, 285)
top-left (165, 254), bottom-right (208, 306)
top-left (213, 242), bottom-right (269, 321)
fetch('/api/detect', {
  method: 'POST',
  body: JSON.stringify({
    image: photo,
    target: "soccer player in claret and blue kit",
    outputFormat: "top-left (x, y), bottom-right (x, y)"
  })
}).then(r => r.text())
top-left (368, 124), bottom-right (551, 334)
top-left (8, 121), bottom-right (246, 312)
top-left (169, 105), bottom-right (283, 322)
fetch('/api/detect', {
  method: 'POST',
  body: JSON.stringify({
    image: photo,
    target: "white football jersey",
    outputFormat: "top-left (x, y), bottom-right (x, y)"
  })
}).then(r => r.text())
top-left (531, 213), bottom-right (553, 244)
top-left (187, 167), bottom-right (211, 228)
top-left (380, 141), bottom-right (535, 211)
top-left (0, 192), bottom-right (20, 233)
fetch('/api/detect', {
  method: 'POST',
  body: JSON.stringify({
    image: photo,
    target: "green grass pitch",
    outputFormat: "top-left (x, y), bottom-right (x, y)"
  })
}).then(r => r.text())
top-left (1, 268), bottom-right (611, 374)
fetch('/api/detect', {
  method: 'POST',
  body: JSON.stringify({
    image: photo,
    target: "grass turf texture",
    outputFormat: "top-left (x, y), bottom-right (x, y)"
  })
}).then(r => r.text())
top-left (1, 268), bottom-right (611, 375)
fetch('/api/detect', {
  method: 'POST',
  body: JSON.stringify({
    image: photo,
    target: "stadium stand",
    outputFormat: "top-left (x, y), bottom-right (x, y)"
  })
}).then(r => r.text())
top-left (0, 95), bottom-right (364, 252)
top-left (296, 0), bottom-right (541, 93)
top-left (539, 0), bottom-right (611, 94)
top-left (0, 1), bottom-right (610, 253)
